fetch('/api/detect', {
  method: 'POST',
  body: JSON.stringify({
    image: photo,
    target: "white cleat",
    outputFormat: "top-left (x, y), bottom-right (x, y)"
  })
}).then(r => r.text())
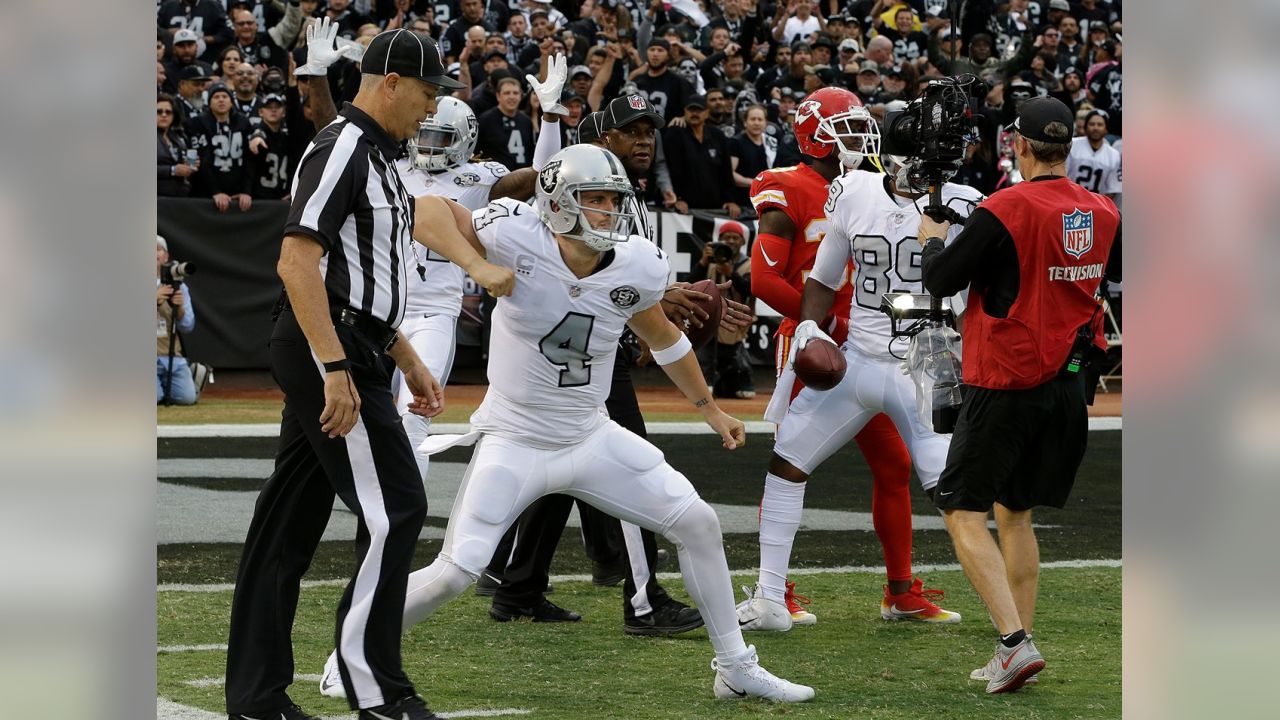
top-left (319, 650), bottom-right (346, 699)
top-left (712, 645), bottom-right (815, 702)
top-left (735, 585), bottom-right (793, 632)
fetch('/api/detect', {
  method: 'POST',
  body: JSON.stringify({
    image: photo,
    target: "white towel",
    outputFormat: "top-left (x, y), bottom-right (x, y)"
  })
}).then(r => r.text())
top-left (418, 430), bottom-right (481, 456)
top-left (763, 366), bottom-right (797, 425)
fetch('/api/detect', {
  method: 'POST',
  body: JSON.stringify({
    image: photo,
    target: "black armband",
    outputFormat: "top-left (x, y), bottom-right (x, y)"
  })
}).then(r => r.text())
top-left (323, 359), bottom-right (351, 373)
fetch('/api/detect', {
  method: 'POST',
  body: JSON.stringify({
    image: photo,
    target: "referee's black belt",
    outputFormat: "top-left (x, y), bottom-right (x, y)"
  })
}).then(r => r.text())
top-left (332, 306), bottom-right (398, 353)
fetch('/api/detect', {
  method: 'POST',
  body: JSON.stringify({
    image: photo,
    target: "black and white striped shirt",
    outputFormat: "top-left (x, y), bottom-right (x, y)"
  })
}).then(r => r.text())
top-left (284, 103), bottom-right (414, 328)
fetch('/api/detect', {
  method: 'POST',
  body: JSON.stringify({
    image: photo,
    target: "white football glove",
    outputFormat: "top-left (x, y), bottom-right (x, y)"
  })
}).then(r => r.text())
top-left (787, 319), bottom-right (836, 367)
top-left (295, 17), bottom-right (342, 76)
top-left (526, 53), bottom-right (569, 116)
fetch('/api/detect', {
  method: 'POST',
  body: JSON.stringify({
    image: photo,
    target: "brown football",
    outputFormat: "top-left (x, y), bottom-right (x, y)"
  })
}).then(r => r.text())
top-left (682, 279), bottom-right (724, 350)
top-left (794, 338), bottom-right (847, 390)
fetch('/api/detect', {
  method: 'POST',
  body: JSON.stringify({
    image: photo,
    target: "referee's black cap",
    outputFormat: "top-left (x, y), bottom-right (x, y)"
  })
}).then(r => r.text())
top-left (362, 29), bottom-right (465, 89)
top-left (602, 93), bottom-right (665, 131)
top-left (577, 111), bottom-right (606, 145)
top-left (1006, 96), bottom-right (1074, 143)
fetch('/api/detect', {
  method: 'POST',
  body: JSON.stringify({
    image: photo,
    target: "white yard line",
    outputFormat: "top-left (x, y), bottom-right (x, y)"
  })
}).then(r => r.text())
top-left (159, 558), bottom-right (1120, 594)
top-left (157, 643), bottom-right (229, 653)
top-left (160, 417), bottom-right (1121, 437)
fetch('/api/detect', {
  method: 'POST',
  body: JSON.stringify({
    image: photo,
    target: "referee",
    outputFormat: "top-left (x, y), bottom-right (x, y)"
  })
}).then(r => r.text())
top-left (916, 97), bottom-right (1121, 694)
top-left (225, 30), bottom-right (472, 720)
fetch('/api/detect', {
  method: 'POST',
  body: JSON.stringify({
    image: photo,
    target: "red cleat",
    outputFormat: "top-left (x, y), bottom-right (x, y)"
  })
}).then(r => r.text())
top-left (881, 578), bottom-right (962, 623)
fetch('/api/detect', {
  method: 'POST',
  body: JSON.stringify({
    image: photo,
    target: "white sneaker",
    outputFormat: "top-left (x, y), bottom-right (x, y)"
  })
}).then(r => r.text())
top-left (712, 645), bottom-right (815, 702)
top-left (735, 585), bottom-right (793, 632)
top-left (319, 651), bottom-right (346, 699)
top-left (970, 664), bottom-right (1038, 686)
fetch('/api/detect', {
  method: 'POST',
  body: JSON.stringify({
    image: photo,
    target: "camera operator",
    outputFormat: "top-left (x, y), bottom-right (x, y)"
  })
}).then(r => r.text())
top-left (692, 221), bottom-right (755, 398)
top-left (156, 235), bottom-right (198, 405)
top-left (916, 97), bottom-right (1121, 693)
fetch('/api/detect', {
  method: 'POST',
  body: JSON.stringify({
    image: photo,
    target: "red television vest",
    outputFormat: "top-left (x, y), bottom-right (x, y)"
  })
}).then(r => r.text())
top-left (965, 177), bottom-right (1119, 390)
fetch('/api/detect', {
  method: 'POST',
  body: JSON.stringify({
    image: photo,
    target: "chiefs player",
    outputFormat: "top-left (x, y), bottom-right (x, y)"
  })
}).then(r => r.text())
top-left (736, 87), bottom-right (956, 630)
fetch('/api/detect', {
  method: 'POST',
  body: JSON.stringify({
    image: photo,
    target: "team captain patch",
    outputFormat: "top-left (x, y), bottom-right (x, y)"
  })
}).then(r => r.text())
top-left (1062, 209), bottom-right (1094, 259)
top-left (610, 285), bottom-right (640, 308)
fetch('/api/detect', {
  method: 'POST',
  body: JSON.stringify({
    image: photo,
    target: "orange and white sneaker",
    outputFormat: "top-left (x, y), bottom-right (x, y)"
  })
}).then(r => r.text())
top-left (880, 578), bottom-right (962, 623)
top-left (785, 581), bottom-right (817, 626)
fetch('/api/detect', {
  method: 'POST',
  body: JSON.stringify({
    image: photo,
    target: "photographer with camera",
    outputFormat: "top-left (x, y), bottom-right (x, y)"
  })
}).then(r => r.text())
top-left (917, 97), bottom-right (1121, 693)
top-left (692, 221), bottom-right (755, 399)
top-left (156, 235), bottom-right (198, 406)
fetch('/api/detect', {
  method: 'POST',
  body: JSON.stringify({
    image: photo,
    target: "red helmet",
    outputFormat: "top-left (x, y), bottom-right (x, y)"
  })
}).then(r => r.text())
top-left (793, 86), bottom-right (880, 169)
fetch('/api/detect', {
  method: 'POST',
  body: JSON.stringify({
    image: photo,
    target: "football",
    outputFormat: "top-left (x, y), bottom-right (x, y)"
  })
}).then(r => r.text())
top-left (682, 279), bottom-right (723, 350)
top-left (794, 338), bottom-right (847, 390)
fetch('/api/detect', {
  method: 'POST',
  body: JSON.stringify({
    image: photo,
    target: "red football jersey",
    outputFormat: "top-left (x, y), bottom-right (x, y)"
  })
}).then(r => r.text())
top-left (749, 163), bottom-right (853, 340)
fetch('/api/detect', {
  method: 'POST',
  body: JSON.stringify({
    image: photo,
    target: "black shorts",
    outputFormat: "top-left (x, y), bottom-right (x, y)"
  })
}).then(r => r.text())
top-left (933, 373), bottom-right (1089, 512)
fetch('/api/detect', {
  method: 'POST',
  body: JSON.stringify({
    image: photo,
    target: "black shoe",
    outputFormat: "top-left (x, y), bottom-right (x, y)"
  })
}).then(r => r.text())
top-left (592, 556), bottom-right (628, 587)
top-left (655, 548), bottom-right (670, 572)
top-left (358, 694), bottom-right (439, 720)
top-left (624, 598), bottom-right (705, 637)
top-left (229, 703), bottom-right (319, 720)
top-left (474, 571), bottom-right (502, 597)
top-left (489, 598), bottom-right (582, 623)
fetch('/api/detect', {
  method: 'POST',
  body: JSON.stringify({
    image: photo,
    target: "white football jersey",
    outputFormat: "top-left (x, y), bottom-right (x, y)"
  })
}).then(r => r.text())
top-left (468, 198), bottom-right (671, 447)
top-left (1066, 137), bottom-right (1122, 195)
top-left (810, 170), bottom-right (984, 360)
top-left (397, 159), bottom-right (510, 317)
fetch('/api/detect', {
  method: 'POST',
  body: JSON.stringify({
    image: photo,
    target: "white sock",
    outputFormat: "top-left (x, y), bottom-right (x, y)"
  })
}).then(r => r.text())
top-left (664, 500), bottom-right (749, 664)
top-left (402, 556), bottom-right (473, 628)
top-left (757, 473), bottom-right (806, 604)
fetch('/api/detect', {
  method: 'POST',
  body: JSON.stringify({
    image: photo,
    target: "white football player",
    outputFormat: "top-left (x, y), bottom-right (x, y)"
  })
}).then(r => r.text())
top-left (393, 66), bottom-right (568, 481)
top-left (324, 144), bottom-right (815, 703)
top-left (737, 147), bottom-right (982, 630)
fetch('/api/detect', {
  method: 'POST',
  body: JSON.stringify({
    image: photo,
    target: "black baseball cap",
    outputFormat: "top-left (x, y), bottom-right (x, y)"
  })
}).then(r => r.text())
top-left (603, 93), bottom-right (666, 130)
top-left (482, 49), bottom-right (506, 63)
top-left (577, 111), bottom-right (606, 144)
top-left (684, 94), bottom-right (708, 110)
top-left (1006, 96), bottom-right (1074, 142)
top-left (180, 65), bottom-right (211, 81)
top-left (648, 37), bottom-right (670, 51)
top-left (361, 29), bottom-right (465, 89)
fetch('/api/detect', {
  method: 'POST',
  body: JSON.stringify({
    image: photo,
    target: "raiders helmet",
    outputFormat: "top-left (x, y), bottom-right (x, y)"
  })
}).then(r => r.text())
top-left (535, 144), bottom-right (635, 251)
top-left (408, 97), bottom-right (478, 171)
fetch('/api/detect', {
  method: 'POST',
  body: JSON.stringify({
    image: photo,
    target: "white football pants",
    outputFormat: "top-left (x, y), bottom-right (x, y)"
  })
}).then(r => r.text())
top-left (394, 313), bottom-right (457, 481)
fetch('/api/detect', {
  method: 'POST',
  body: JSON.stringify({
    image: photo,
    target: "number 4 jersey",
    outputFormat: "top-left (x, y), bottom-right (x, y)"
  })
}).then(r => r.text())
top-left (468, 197), bottom-right (672, 448)
top-left (810, 170), bottom-right (984, 360)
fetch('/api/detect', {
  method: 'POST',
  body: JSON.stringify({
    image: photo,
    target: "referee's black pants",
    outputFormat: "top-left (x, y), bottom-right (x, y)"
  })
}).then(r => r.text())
top-left (225, 310), bottom-right (427, 714)
top-left (489, 354), bottom-right (671, 620)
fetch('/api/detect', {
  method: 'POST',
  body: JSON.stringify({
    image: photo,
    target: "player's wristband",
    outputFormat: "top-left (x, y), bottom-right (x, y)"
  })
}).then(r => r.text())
top-left (323, 359), bottom-right (351, 373)
top-left (651, 334), bottom-right (693, 365)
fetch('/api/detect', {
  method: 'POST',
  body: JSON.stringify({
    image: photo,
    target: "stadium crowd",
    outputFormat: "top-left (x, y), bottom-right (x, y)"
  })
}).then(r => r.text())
top-left (157, 0), bottom-right (1123, 210)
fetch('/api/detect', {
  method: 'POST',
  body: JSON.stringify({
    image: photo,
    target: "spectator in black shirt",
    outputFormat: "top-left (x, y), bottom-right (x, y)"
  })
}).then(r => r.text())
top-left (214, 45), bottom-right (245, 84)
top-left (705, 88), bottom-right (737, 138)
top-left (174, 64), bottom-right (214, 130)
top-left (767, 41), bottom-right (810, 98)
top-left (469, 67), bottom-right (512, 116)
top-left (158, 93), bottom-right (198, 197)
top-left (632, 39), bottom-right (694, 123)
top-left (443, 0), bottom-right (493, 61)
top-left (158, 0), bottom-right (235, 60)
top-left (1056, 15), bottom-right (1084, 68)
top-left (231, 65), bottom-right (263, 117)
top-left (754, 44), bottom-right (791, 97)
top-left (229, 6), bottom-right (287, 72)
top-left (477, 77), bottom-right (535, 169)
top-left (729, 104), bottom-right (775, 205)
top-left (189, 84), bottom-right (255, 210)
top-left (879, 6), bottom-right (929, 66)
top-left (248, 93), bottom-right (292, 199)
top-left (1086, 39), bottom-right (1121, 135)
top-left (663, 95), bottom-right (740, 216)
top-left (853, 61), bottom-right (884, 105)
top-left (164, 28), bottom-right (215, 92)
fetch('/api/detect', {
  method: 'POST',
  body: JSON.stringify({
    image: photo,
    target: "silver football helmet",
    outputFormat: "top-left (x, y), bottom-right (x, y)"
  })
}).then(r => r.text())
top-left (535, 145), bottom-right (636, 251)
top-left (408, 97), bottom-right (478, 171)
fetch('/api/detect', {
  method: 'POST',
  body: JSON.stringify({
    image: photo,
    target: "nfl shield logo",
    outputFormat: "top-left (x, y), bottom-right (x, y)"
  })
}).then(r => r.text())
top-left (1062, 209), bottom-right (1094, 259)
top-left (628, 95), bottom-right (646, 110)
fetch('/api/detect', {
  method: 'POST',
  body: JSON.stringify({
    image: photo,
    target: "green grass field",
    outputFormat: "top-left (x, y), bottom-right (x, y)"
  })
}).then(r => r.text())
top-left (158, 567), bottom-right (1120, 719)
top-left (158, 430), bottom-right (1121, 718)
